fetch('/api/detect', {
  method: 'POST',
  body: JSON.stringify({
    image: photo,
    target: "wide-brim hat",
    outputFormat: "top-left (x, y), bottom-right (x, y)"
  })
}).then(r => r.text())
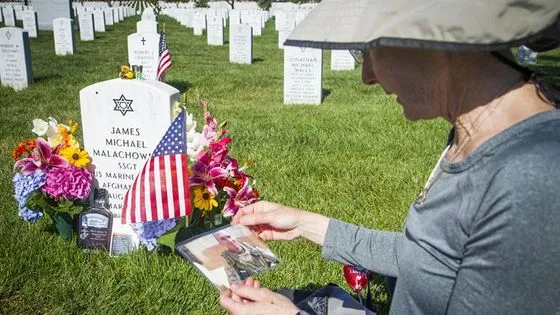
top-left (285, 0), bottom-right (560, 52)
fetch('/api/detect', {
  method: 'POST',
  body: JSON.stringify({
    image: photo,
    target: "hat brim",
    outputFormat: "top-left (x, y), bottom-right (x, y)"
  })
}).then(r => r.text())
top-left (284, 0), bottom-right (560, 52)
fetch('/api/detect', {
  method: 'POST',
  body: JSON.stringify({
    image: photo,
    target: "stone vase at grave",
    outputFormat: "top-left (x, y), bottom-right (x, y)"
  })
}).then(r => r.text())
top-left (229, 23), bottom-right (252, 64)
top-left (207, 16), bottom-right (224, 46)
top-left (3, 7), bottom-right (16, 27)
top-left (79, 12), bottom-right (95, 41)
top-left (93, 11), bottom-right (106, 32)
top-left (127, 32), bottom-right (160, 80)
top-left (283, 46), bottom-right (323, 105)
top-left (53, 18), bottom-right (74, 56)
top-left (22, 10), bottom-right (39, 38)
top-left (79, 79), bottom-right (180, 217)
top-left (330, 50), bottom-right (355, 71)
top-left (0, 27), bottom-right (33, 91)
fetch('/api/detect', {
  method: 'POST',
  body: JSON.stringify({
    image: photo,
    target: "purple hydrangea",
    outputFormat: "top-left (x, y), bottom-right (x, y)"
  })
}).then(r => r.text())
top-left (41, 166), bottom-right (92, 200)
top-left (13, 171), bottom-right (46, 223)
top-left (131, 219), bottom-right (177, 251)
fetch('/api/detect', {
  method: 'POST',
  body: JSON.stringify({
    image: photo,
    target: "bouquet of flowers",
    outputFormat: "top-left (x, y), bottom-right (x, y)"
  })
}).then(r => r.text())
top-left (132, 100), bottom-right (259, 251)
top-left (12, 117), bottom-right (94, 240)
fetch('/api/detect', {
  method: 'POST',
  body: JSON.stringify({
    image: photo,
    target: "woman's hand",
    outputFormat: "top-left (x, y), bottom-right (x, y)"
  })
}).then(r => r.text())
top-left (233, 200), bottom-right (331, 246)
top-left (220, 282), bottom-right (300, 315)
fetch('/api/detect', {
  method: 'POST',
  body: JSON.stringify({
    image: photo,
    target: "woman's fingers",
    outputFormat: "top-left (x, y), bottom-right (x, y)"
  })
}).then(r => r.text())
top-left (230, 285), bottom-right (274, 303)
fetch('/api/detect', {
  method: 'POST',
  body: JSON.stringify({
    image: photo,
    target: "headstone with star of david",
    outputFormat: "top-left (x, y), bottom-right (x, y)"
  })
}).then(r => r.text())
top-left (0, 27), bottom-right (33, 91)
top-left (53, 18), bottom-right (74, 56)
top-left (22, 10), bottom-right (39, 38)
top-left (79, 78), bottom-right (180, 217)
top-left (2, 7), bottom-right (16, 27)
top-left (127, 32), bottom-right (160, 81)
top-left (79, 12), bottom-right (95, 41)
top-left (93, 11), bottom-right (106, 33)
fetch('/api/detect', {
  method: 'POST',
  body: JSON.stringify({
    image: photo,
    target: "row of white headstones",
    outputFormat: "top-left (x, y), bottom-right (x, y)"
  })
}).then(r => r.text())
top-left (0, 4), bottom-right (134, 91)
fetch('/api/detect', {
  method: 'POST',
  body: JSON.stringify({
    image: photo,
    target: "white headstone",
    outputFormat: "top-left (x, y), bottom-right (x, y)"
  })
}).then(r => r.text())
top-left (119, 7), bottom-right (125, 20)
top-left (0, 27), bottom-right (33, 91)
top-left (127, 33), bottom-right (160, 81)
top-left (136, 20), bottom-right (158, 34)
top-left (229, 24), bottom-right (252, 64)
top-left (278, 19), bottom-right (296, 49)
top-left (93, 11), bottom-right (106, 32)
top-left (229, 10), bottom-right (240, 25)
top-left (3, 7), bottom-right (16, 27)
top-left (330, 50), bottom-right (355, 71)
top-left (30, 0), bottom-right (72, 30)
top-left (295, 11), bottom-right (307, 25)
top-left (104, 8), bottom-right (114, 26)
top-left (113, 8), bottom-right (120, 23)
top-left (193, 12), bottom-right (206, 36)
top-left (283, 47), bottom-right (323, 105)
top-left (246, 14), bottom-right (262, 37)
top-left (79, 79), bottom-right (180, 216)
top-left (53, 18), bottom-right (74, 55)
top-left (22, 10), bottom-right (38, 38)
top-left (275, 11), bottom-right (286, 31)
top-left (79, 13), bottom-right (95, 41)
top-left (207, 16), bottom-right (224, 46)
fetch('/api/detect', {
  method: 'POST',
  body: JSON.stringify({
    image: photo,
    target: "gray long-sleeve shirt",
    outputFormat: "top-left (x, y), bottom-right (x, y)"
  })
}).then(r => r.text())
top-left (322, 110), bottom-right (560, 314)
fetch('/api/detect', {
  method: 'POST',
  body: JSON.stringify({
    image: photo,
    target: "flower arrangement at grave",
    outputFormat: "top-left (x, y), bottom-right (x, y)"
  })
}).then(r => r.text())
top-left (119, 64), bottom-right (142, 80)
top-left (11, 117), bottom-right (94, 240)
top-left (131, 97), bottom-right (259, 251)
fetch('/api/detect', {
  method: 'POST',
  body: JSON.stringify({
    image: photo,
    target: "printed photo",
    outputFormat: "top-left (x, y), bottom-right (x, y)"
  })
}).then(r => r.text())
top-left (176, 224), bottom-right (280, 291)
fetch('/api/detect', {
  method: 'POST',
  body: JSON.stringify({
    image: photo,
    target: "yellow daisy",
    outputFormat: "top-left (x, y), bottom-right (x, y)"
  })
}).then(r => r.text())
top-left (60, 147), bottom-right (91, 167)
top-left (193, 186), bottom-right (218, 212)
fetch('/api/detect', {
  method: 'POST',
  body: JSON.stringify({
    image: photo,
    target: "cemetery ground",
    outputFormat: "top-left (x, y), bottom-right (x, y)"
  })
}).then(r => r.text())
top-left (1, 15), bottom-right (560, 315)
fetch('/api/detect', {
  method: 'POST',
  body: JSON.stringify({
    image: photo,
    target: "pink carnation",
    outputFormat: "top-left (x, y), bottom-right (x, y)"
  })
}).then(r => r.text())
top-left (41, 166), bottom-right (93, 200)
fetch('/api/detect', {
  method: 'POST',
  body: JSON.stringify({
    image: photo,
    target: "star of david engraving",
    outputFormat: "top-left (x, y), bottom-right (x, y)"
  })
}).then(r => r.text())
top-left (113, 94), bottom-right (134, 116)
top-left (5, 31), bottom-right (12, 40)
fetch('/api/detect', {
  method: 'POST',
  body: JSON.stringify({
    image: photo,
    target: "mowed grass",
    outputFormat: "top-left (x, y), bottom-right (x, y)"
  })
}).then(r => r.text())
top-left (1, 15), bottom-right (559, 315)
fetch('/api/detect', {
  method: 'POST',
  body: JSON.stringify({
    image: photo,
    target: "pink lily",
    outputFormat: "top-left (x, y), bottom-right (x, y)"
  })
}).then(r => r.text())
top-left (223, 177), bottom-right (257, 217)
top-left (14, 138), bottom-right (68, 175)
top-left (190, 151), bottom-right (228, 195)
top-left (209, 137), bottom-right (231, 163)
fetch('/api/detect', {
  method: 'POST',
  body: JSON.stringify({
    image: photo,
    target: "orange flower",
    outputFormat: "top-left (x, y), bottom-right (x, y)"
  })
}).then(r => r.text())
top-left (12, 139), bottom-right (37, 160)
top-left (252, 188), bottom-right (260, 199)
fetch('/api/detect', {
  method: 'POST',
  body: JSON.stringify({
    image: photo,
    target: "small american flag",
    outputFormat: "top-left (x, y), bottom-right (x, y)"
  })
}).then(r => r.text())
top-left (156, 32), bottom-right (172, 81)
top-left (121, 110), bottom-right (191, 224)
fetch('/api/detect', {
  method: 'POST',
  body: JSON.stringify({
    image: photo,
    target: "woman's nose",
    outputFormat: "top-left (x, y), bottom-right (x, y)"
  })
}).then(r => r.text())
top-left (361, 52), bottom-right (378, 85)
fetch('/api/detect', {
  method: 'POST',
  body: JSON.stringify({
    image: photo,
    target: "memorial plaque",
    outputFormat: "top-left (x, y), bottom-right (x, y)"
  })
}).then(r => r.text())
top-left (136, 20), bottom-right (158, 34)
top-left (3, 7), bottom-right (16, 27)
top-left (207, 16), bottom-right (224, 46)
top-left (0, 27), bottom-right (33, 91)
top-left (104, 8), bottom-right (114, 26)
top-left (330, 50), bottom-right (355, 71)
top-left (229, 24), bottom-right (252, 64)
top-left (78, 189), bottom-right (113, 251)
top-left (53, 18), bottom-right (74, 55)
top-left (30, 0), bottom-right (72, 30)
top-left (79, 79), bottom-right (180, 216)
top-left (127, 32), bottom-right (160, 81)
top-left (22, 10), bottom-right (38, 38)
top-left (93, 11), bottom-right (106, 32)
top-left (283, 47), bottom-right (323, 105)
top-left (79, 12), bottom-right (95, 41)
top-left (109, 219), bottom-right (139, 256)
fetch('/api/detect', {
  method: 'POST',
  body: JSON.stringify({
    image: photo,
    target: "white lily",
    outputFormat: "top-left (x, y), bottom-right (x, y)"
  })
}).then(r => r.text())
top-left (31, 119), bottom-right (49, 136)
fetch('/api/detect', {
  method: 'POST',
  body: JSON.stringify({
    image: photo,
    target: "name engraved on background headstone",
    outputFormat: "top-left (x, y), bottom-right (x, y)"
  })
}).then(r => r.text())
top-left (53, 18), bottom-right (74, 55)
top-left (229, 24), bottom-right (252, 64)
top-left (330, 50), bottom-right (355, 71)
top-left (283, 47), bottom-right (323, 105)
top-left (93, 11), bottom-right (106, 32)
top-left (3, 7), bottom-right (16, 27)
top-left (79, 79), bottom-right (180, 216)
top-left (0, 27), bottom-right (33, 91)
top-left (127, 33), bottom-right (160, 81)
top-left (30, 0), bottom-right (72, 30)
top-left (79, 12), bottom-right (95, 41)
top-left (22, 10), bottom-right (38, 38)
top-left (207, 16), bottom-right (224, 46)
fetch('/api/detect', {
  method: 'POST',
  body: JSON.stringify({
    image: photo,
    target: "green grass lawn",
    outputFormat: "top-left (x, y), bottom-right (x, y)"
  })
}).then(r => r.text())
top-left (1, 15), bottom-right (558, 315)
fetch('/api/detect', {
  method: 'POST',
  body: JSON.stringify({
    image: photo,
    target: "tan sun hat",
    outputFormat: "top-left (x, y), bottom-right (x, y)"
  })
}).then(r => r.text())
top-left (284, 0), bottom-right (560, 52)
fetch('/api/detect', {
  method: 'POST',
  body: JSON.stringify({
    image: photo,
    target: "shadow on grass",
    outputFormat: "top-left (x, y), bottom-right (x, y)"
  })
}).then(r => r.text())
top-left (322, 88), bottom-right (331, 102)
top-left (33, 74), bottom-right (64, 84)
top-left (253, 57), bottom-right (264, 63)
top-left (166, 79), bottom-right (191, 93)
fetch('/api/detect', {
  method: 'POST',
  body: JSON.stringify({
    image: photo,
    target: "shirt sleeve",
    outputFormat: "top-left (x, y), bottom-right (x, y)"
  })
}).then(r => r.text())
top-left (321, 219), bottom-right (403, 277)
top-left (446, 152), bottom-right (560, 313)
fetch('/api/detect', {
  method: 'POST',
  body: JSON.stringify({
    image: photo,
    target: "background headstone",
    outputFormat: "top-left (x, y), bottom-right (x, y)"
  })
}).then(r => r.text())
top-left (104, 8), bottom-right (114, 26)
top-left (127, 32), bottom-right (160, 80)
top-left (3, 7), bottom-right (16, 27)
top-left (30, 0), bottom-right (73, 30)
top-left (0, 27), bottom-right (33, 91)
top-left (22, 10), bottom-right (39, 38)
top-left (79, 79), bottom-right (180, 216)
top-left (207, 16), bottom-right (224, 46)
top-left (193, 12), bottom-right (206, 36)
top-left (53, 18), bottom-right (74, 56)
top-left (283, 47), bottom-right (323, 105)
top-left (229, 24), bottom-right (252, 64)
top-left (79, 12), bottom-right (95, 41)
top-left (330, 50), bottom-right (355, 71)
top-left (136, 20), bottom-right (158, 34)
top-left (93, 11), bottom-right (106, 32)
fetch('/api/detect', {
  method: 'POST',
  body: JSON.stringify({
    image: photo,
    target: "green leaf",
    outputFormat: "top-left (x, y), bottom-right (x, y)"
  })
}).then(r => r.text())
top-left (156, 217), bottom-right (186, 250)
